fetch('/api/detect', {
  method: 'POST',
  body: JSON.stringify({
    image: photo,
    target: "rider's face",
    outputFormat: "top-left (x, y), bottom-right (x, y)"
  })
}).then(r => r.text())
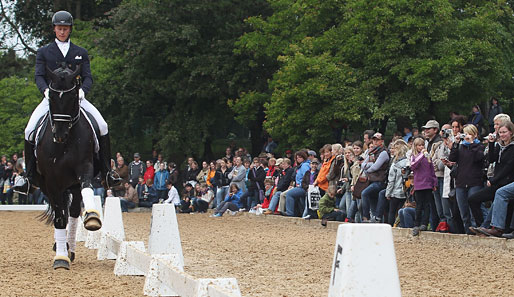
top-left (54, 25), bottom-right (71, 42)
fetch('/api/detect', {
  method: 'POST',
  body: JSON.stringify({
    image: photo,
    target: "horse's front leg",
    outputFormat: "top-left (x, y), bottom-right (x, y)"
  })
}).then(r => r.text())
top-left (66, 185), bottom-right (83, 262)
top-left (53, 194), bottom-right (70, 270)
top-left (78, 163), bottom-right (102, 231)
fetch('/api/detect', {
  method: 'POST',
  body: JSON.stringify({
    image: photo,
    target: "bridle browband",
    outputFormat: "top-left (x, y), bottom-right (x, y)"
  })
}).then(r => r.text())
top-left (48, 82), bottom-right (81, 142)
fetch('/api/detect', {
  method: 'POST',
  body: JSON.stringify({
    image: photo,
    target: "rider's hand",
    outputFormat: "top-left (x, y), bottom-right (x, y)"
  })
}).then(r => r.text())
top-left (78, 88), bottom-right (85, 100)
top-left (44, 88), bottom-right (49, 99)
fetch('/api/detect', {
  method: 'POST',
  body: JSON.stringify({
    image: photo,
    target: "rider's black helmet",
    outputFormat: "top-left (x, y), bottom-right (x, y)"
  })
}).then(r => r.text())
top-left (52, 11), bottom-right (73, 26)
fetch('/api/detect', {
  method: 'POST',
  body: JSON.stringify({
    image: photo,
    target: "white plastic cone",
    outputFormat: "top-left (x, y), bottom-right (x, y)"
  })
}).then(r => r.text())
top-left (147, 204), bottom-right (184, 267)
top-left (102, 197), bottom-right (125, 241)
top-left (76, 216), bottom-right (88, 242)
top-left (328, 224), bottom-right (401, 297)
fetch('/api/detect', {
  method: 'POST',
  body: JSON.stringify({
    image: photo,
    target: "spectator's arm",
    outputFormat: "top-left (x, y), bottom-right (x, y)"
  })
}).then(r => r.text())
top-left (367, 151), bottom-right (389, 173)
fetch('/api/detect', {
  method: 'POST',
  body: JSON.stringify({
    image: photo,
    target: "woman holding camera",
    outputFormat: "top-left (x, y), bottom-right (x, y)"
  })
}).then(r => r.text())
top-left (448, 124), bottom-right (485, 234)
top-left (468, 121), bottom-right (514, 236)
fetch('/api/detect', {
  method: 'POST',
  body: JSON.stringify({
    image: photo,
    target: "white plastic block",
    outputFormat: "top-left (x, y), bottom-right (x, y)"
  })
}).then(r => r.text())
top-left (199, 278), bottom-right (242, 297)
top-left (114, 241), bottom-right (148, 276)
top-left (102, 197), bottom-right (125, 241)
top-left (148, 204), bottom-right (184, 267)
top-left (97, 232), bottom-right (122, 260)
top-left (143, 254), bottom-right (184, 296)
top-left (75, 216), bottom-right (88, 242)
top-left (328, 224), bottom-right (401, 297)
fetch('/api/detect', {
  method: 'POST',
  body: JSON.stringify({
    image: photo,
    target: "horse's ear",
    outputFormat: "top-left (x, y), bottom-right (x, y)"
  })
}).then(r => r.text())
top-left (46, 66), bottom-right (59, 84)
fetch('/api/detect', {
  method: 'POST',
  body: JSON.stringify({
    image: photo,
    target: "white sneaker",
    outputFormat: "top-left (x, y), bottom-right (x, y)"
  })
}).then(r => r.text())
top-left (228, 210), bottom-right (238, 216)
top-left (249, 209), bottom-right (256, 214)
top-left (302, 214), bottom-right (312, 220)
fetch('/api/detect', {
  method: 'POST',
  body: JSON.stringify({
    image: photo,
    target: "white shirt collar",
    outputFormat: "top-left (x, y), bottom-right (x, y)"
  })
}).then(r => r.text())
top-left (55, 39), bottom-right (70, 57)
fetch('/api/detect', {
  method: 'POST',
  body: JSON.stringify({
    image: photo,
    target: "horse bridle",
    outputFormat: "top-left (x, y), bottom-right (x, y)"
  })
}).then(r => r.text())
top-left (48, 82), bottom-right (81, 140)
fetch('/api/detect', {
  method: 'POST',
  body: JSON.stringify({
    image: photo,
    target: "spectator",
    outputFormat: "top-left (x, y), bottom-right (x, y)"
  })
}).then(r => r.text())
top-left (192, 183), bottom-right (214, 213)
top-left (319, 185), bottom-right (345, 226)
top-left (284, 149), bottom-right (294, 164)
top-left (167, 162), bottom-right (181, 193)
top-left (153, 153), bottom-right (167, 172)
top-left (410, 137), bottom-right (437, 236)
top-left (265, 157), bottom-right (280, 181)
top-left (352, 141), bottom-right (364, 159)
top-left (375, 140), bottom-right (409, 225)
top-left (184, 160), bottom-right (200, 187)
top-left (224, 147), bottom-right (234, 162)
top-left (468, 121), bottom-right (514, 235)
top-left (434, 123), bottom-right (454, 231)
top-left (143, 160), bottom-right (155, 184)
top-left (422, 120), bottom-right (443, 231)
top-left (488, 98), bottom-right (503, 133)
top-left (403, 126), bottom-right (413, 143)
top-left (228, 157), bottom-right (246, 192)
top-left (1, 161), bottom-right (13, 204)
top-left (313, 144), bottom-right (335, 196)
top-left (263, 158), bottom-right (294, 215)
top-left (214, 158), bottom-right (231, 208)
top-left (362, 130), bottom-right (375, 152)
top-left (151, 149), bottom-right (158, 164)
top-left (211, 184), bottom-right (243, 217)
top-left (113, 156), bottom-right (129, 197)
top-left (361, 133), bottom-right (390, 222)
top-left (135, 177), bottom-right (145, 199)
top-left (120, 181), bottom-right (138, 212)
top-left (263, 136), bottom-right (278, 153)
top-left (245, 157), bottom-right (266, 211)
top-left (163, 181), bottom-right (181, 210)
top-left (154, 163), bottom-right (170, 201)
top-left (138, 178), bottom-right (158, 208)
top-left (468, 104), bottom-right (484, 133)
top-left (285, 150), bottom-right (311, 217)
top-left (128, 153), bottom-right (145, 188)
top-left (206, 161), bottom-right (217, 189)
top-left (448, 124), bottom-right (485, 234)
top-left (196, 161), bottom-right (210, 186)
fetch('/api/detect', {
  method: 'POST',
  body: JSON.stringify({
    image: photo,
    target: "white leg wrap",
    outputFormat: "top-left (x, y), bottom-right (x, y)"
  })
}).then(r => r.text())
top-left (25, 99), bottom-right (49, 140)
top-left (80, 98), bottom-right (108, 136)
top-left (82, 188), bottom-right (95, 211)
top-left (54, 228), bottom-right (68, 257)
top-left (67, 217), bottom-right (78, 252)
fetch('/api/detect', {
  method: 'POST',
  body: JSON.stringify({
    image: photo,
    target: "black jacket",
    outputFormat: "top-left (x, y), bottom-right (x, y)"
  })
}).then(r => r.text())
top-left (488, 140), bottom-right (514, 188)
top-left (276, 167), bottom-right (294, 192)
top-left (248, 166), bottom-right (265, 191)
top-left (449, 142), bottom-right (485, 188)
top-left (35, 41), bottom-right (93, 94)
top-left (302, 170), bottom-right (319, 191)
top-left (214, 168), bottom-right (231, 187)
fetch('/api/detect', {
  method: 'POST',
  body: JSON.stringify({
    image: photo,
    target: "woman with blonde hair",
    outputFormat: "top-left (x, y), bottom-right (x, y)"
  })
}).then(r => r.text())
top-left (448, 124), bottom-right (484, 234)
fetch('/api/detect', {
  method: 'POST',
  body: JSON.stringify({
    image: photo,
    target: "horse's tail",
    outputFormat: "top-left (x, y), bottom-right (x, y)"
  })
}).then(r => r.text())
top-left (37, 203), bottom-right (55, 225)
top-left (37, 192), bottom-right (70, 225)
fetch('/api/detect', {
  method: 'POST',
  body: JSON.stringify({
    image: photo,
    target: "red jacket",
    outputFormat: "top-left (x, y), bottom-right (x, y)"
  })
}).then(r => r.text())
top-left (144, 166), bottom-right (155, 183)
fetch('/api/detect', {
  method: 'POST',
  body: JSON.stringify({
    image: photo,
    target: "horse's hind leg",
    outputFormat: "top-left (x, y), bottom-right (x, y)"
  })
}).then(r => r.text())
top-left (66, 186), bottom-right (82, 262)
top-left (53, 200), bottom-right (70, 270)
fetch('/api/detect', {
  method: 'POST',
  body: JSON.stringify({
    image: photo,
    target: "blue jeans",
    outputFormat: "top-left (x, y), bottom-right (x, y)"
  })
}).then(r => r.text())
top-left (285, 187), bottom-right (306, 217)
top-left (361, 181), bottom-right (385, 220)
top-left (375, 189), bottom-right (387, 221)
top-left (267, 191), bottom-right (282, 212)
top-left (491, 182), bottom-right (514, 229)
top-left (455, 186), bottom-right (482, 233)
top-left (120, 199), bottom-right (136, 212)
top-left (441, 198), bottom-right (452, 222)
top-left (215, 186), bottom-right (229, 208)
top-left (338, 191), bottom-right (352, 216)
top-left (347, 198), bottom-right (362, 223)
top-left (94, 187), bottom-right (105, 206)
top-left (399, 207), bottom-right (416, 228)
top-left (433, 177), bottom-right (444, 219)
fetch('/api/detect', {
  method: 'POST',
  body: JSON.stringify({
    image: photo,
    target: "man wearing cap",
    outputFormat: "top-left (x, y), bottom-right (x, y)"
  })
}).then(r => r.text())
top-left (360, 132), bottom-right (390, 222)
top-left (128, 153), bottom-right (146, 188)
top-left (422, 119), bottom-right (444, 231)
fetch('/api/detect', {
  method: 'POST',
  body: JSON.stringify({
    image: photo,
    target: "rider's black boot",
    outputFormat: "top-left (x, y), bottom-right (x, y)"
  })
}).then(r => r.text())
top-left (98, 134), bottom-right (118, 188)
top-left (24, 139), bottom-right (38, 187)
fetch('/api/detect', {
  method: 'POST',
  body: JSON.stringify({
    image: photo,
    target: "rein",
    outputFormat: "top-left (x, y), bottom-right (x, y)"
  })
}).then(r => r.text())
top-left (48, 82), bottom-right (81, 141)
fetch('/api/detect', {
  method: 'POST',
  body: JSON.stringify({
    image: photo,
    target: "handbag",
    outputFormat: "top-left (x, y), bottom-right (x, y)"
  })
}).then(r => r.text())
top-left (307, 185), bottom-right (321, 210)
top-left (353, 170), bottom-right (369, 199)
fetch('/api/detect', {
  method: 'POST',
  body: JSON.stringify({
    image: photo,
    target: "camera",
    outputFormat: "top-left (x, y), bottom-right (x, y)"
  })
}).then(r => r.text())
top-left (357, 156), bottom-right (364, 161)
top-left (457, 133), bottom-right (466, 140)
top-left (442, 129), bottom-right (452, 139)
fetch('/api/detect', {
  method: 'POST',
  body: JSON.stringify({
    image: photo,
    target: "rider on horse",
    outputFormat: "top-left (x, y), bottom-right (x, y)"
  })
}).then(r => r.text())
top-left (24, 10), bottom-right (114, 188)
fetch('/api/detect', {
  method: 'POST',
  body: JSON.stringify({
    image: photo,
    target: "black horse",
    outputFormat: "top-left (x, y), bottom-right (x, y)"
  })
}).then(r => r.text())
top-left (36, 64), bottom-right (103, 270)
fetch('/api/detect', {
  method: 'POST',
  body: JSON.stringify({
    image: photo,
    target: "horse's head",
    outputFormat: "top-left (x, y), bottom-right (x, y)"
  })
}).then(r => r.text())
top-left (46, 63), bottom-right (81, 143)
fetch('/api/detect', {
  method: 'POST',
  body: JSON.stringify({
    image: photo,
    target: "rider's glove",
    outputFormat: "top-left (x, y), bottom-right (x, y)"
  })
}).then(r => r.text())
top-left (78, 88), bottom-right (85, 100)
top-left (44, 88), bottom-right (49, 100)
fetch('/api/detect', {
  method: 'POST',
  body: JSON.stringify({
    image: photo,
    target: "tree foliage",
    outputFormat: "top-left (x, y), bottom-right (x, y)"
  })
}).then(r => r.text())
top-left (0, 77), bottom-right (40, 156)
top-left (235, 0), bottom-right (514, 149)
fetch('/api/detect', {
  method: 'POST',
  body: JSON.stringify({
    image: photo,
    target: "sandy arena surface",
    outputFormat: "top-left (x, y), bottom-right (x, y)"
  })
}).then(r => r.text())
top-left (1, 211), bottom-right (514, 296)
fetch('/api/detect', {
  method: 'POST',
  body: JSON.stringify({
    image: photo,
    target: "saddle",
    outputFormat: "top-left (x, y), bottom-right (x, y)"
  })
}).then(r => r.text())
top-left (33, 109), bottom-right (100, 155)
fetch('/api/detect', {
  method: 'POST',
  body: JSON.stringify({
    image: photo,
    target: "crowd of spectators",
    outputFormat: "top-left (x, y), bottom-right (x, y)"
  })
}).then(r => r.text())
top-left (3, 100), bottom-right (514, 240)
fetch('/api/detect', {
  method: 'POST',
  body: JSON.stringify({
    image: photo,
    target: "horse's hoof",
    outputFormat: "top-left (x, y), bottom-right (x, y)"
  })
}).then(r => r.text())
top-left (83, 210), bottom-right (102, 231)
top-left (53, 255), bottom-right (71, 270)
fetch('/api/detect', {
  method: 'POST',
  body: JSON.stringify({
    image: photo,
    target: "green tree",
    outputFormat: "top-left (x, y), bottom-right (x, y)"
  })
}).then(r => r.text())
top-left (0, 77), bottom-right (40, 156)
top-left (236, 0), bottom-right (514, 148)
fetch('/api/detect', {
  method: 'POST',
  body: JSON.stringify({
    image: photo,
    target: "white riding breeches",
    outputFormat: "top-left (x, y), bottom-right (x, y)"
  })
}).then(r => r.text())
top-left (25, 97), bottom-right (108, 140)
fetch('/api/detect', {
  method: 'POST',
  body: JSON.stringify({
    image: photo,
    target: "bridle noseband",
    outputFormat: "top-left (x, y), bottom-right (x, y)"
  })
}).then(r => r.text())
top-left (48, 82), bottom-right (81, 142)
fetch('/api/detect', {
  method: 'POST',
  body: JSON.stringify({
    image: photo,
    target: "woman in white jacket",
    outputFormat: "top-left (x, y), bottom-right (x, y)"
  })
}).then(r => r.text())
top-left (382, 140), bottom-right (410, 226)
